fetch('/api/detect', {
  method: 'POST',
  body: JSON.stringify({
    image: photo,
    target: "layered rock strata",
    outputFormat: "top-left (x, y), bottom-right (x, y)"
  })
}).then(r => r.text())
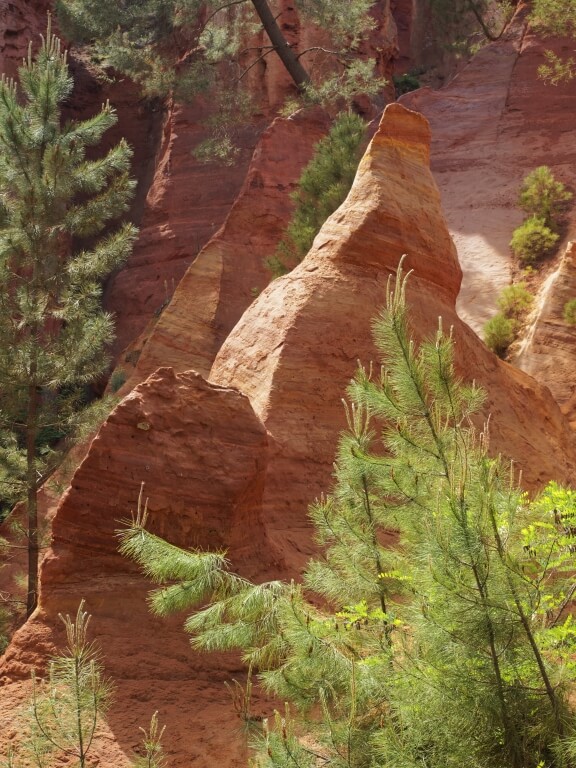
top-left (125, 108), bottom-right (331, 385)
top-left (104, 0), bottom-right (399, 364)
top-left (210, 102), bottom-right (576, 573)
top-left (400, 4), bottom-right (576, 408)
top-left (103, 100), bottom-right (261, 360)
top-left (2, 104), bottom-right (576, 767)
top-left (514, 241), bottom-right (576, 422)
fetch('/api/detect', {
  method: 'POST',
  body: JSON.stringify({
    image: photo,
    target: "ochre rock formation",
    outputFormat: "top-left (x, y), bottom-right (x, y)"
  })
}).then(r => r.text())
top-left (103, 0), bottom-right (399, 365)
top-left (0, 0), bottom-right (49, 76)
top-left (1, 368), bottom-right (269, 765)
top-left (514, 241), bottom-right (576, 422)
top-left (103, 100), bottom-right (261, 361)
top-left (125, 108), bottom-right (331, 385)
top-left (2, 103), bottom-right (575, 767)
top-left (210, 102), bottom-right (576, 573)
top-left (400, 3), bottom-right (576, 400)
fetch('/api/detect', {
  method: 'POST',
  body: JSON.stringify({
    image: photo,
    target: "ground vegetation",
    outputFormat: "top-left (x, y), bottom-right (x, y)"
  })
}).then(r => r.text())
top-left (267, 112), bottom-right (365, 277)
top-left (120, 265), bottom-right (576, 768)
top-left (0, 25), bottom-right (136, 617)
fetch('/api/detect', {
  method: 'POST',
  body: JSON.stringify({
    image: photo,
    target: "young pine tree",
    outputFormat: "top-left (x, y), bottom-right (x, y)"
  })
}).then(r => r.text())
top-left (1, 602), bottom-right (111, 768)
top-left (3, 602), bottom-right (166, 768)
top-left (120, 264), bottom-right (576, 768)
top-left (267, 112), bottom-right (365, 278)
top-left (0, 23), bottom-right (137, 617)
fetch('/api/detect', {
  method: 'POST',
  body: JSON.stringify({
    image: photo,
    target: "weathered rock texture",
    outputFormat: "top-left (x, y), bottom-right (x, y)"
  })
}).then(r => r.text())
top-left (210, 102), bottom-right (576, 572)
top-left (401, 3), bottom-right (576, 406)
top-left (3, 104), bottom-right (575, 768)
top-left (103, 100), bottom-right (261, 361)
top-left (104, 0), bottom-right (399, 364)
top-left (1, 368), bottom-right (270, 765)
top-left (118, 0), bottom-right (397, 392)
top-left (514, 241), bottom-right (576, 423)
top-left (0, 0), bottom-right (49, 76)
top-left (125, 108), bottom-right (331, 385)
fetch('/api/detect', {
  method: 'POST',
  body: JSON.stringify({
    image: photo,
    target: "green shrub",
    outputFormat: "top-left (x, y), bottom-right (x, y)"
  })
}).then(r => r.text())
top-left (510, 216), bottom-right (559, 264)
top-left (121, 265), bottom-right (576, 768)
top-left (564, 298), bottom-right (576, 324)
top-left (110, 368), bottom-right (127, 393)
top-left (483, 312), bottom-right (515, 356)
top-left (393, 72), bottom-right (421, 96)
top-left (267, 112), bottom-right (365, 277)
top-left (519, 166), bottom-right (572, 227)
top-left (497, 282), bottom-right (533, 318)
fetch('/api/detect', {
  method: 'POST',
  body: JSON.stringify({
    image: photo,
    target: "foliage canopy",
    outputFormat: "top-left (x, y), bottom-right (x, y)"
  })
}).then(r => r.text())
top-left (56, 0), bottom-right (383, 114)
top-left (267, 112), bottom-right (365, 277)
top-left (0, 24), bottom-right (136, 616)
top-left (121, 264), bottom-right (576, 768)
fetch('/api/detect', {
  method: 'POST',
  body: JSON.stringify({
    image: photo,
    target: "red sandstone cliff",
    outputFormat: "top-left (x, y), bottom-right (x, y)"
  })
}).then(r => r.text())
top-left (122, 107), bottom-right (331, 386)
top-left (2, 103), bottom-right (576, 766)
top-left (3, 2), bottom-right (576, 765)
top-left (400, 3), bottom-right (576, 411)
top-left (104, 0), bottom-right (398, 366)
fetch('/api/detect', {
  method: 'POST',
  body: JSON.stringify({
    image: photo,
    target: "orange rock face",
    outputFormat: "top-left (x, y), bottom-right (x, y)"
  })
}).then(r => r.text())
top-left (0, 0), bottom-right (50, 77)
top-left (1, 368), bottom-right (269, 764)
top-left (211, 102), bottom-right (576, 572)
top-left (103, 100), bottom-right (262, 361)
top-left (103, 0), bottom-right (399, 366)
top-left (400, 3), bottom-right (576, 395)
top-left (127, 108), bottom-right (331, 384)
top-left (3, 103), bottom-right (576, 767)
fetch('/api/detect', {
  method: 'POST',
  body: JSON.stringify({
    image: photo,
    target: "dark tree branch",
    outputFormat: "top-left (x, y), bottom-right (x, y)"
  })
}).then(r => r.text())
top-left (200, 0), bottom-right (250, 35)
top-left (466, 0), bottom-right (506, 41)
top-left (237, 46), bottom-right (279, 81)
top-left (249, 0), bottom-right (311, 88)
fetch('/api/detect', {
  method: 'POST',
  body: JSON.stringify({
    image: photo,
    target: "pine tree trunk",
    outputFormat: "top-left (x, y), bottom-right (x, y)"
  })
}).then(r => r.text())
top-left (465, 0), bottom-right (505, 41)
top-left (487, 507), bottom-right (565, 739)
top-left (26, 375), bottom-right (39, 618)
top-left (250, 0), bottom-right (311, 89)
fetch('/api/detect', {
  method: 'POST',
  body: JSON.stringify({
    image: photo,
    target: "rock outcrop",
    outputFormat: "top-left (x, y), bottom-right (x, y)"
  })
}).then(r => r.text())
top-left (3, 103), bottom-right (576, 767)
top-left (0, 0), bottom-right (49, 76)
top-left (104, 0), bottom-right (399, 365)
top-left (210, 102), bottom-right (576, 572)
top-left (103, 100), bottom-right (261, 361)
top-left (514, 241), bottom-right (576, 422)
top-left (400, 3), bottom-right (576, 408)
top-left (1, 368), bottom-right (269, 765)
top-left (125, 108), bottom-right (331, 385)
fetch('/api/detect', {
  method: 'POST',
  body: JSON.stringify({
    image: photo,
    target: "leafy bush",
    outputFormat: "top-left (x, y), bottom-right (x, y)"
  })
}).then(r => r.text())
top-left (497, 282), bottom-right (533, 318)
top-left (510, 216), bottom-right (559, 264)
top-left (519, 166), bottom-right (572, 227)
top-left (483, 312), bottom-right (515, 356)
top-left (267, 112), bottom-right (365, 277)
top-left (110, 368), bottom-right (127, 393)
top-left (393, 72), bottom-right (421, 96)
top-left (485, 283), bottom-right (533, 356)
top-left (564, 298), bottom-right (576, 324)
top-left (531, 2), bottom-right (576, 84)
